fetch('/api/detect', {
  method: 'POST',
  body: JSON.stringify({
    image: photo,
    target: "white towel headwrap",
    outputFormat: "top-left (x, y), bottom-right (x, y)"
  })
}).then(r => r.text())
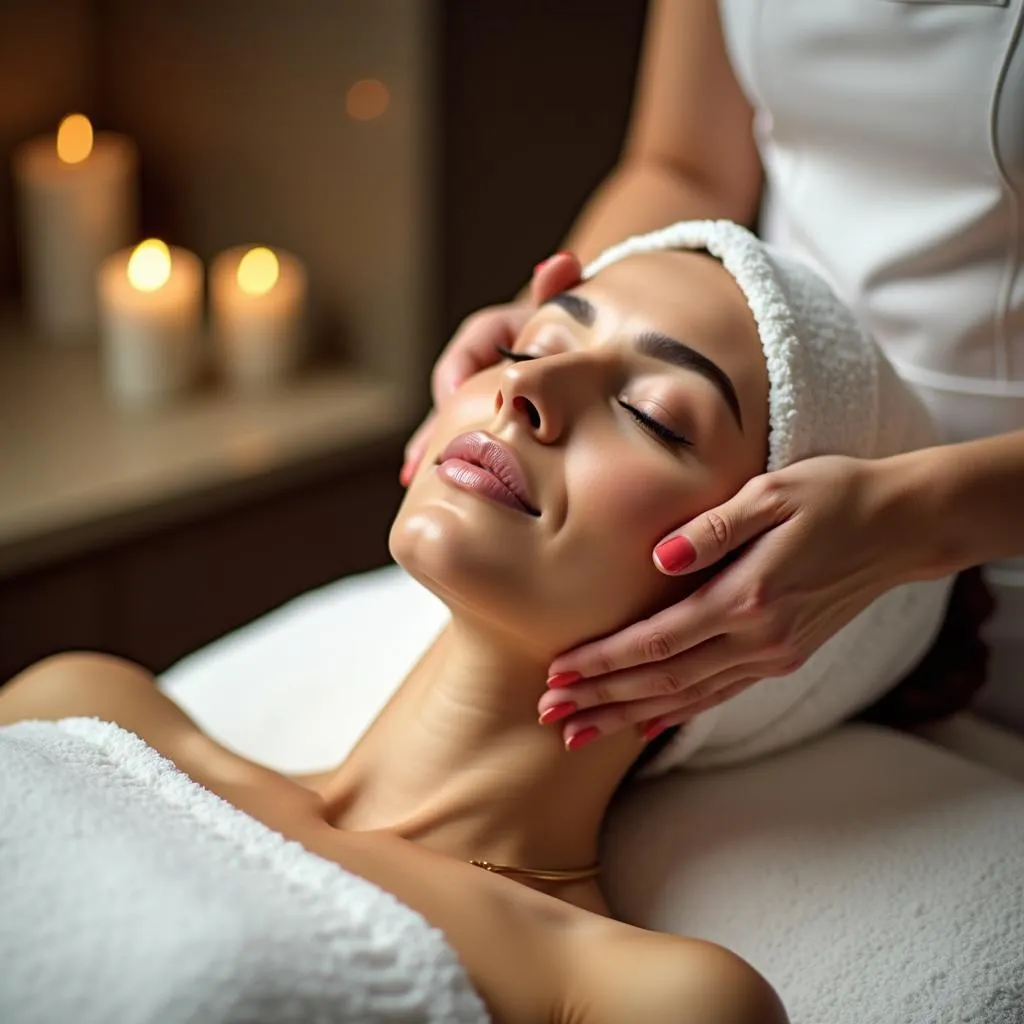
top-left (582, 220), bottom-right (955, 772)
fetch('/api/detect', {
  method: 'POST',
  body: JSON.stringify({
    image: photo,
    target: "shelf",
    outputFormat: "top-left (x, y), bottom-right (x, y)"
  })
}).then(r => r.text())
top-left (0, 327), bottom-right (411, 578)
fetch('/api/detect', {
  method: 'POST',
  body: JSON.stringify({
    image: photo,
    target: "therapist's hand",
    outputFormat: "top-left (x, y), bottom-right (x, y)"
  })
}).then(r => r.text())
top-left (401, 252), bottom-right (583, 485)
top-left (539, 454), bottom-right (935, 745)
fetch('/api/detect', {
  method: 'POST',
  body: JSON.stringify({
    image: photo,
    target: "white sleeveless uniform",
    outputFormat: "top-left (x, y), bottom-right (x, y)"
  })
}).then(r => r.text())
top-left (717, 0), bottom-right (1024, 729)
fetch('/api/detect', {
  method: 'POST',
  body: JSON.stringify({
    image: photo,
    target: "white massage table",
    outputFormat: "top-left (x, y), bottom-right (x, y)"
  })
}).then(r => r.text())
top-left (160, 564), bottom-right (1024, 1023)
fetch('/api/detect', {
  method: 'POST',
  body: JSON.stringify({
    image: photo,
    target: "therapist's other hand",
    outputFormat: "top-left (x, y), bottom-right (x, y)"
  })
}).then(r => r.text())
top-left (539, 454), bottom-right (927, 745)
top-left (401, 252), bottom-right (583, 485)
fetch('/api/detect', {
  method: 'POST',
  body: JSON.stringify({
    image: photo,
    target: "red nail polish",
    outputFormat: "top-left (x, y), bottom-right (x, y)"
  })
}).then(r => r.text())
top-left (654, 535), bottom-right (696, 574)
top-left (546, 671), bottom-right (583, 689)
top-left (643, 721), bottom-right (667, 742)
top-left (538, 702), bottom-right (577, 725)
top-left (565, 726), bottom-right (600, 751)
top-left (399, 462), bottom-right (413, 487)
top-left (557, 250), bottom-right (575, 259)
top-left (533, 256), bottom-right (554, 275)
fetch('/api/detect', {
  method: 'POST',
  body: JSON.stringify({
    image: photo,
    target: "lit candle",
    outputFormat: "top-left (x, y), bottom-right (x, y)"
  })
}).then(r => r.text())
top-left (12, 114), bottom-right (138, 343)
top-left (97, 239), bottom-right (203, 410)
top-left (210, 244), bottom-right (307, 392)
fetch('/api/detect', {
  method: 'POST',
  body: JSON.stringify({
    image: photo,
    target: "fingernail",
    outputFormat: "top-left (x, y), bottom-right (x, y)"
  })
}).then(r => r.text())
top-left (557, 250), bottom-right (575, 259)
top-left (533, 255), bottom-right (554, 275)
top-left (538, 702), bottom-right (577, 725)
top-left (643, 721), bottom-right (667, 742)
top-left (399, 462), bottom-right (413, 487)
top-left (565, 726), bottom-right (600, 751)
top-left (654, 535), bottom-right (696, 574)
top-left (546, 671), bottom-right (582, 689)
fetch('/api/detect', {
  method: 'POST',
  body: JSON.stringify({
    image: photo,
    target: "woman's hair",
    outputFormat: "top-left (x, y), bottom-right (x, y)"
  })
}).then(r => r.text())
top-left (856, 566), bottom-right (994, 729)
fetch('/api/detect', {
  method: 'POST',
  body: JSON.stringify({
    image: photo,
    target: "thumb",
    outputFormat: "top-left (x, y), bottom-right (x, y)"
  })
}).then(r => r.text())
top-left (530, 252), bottom-right (583, 305)
top-left (653, 479), bottom-right (782, 576)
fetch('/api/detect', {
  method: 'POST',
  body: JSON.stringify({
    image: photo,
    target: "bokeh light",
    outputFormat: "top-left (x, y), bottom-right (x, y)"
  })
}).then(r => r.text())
top-left (346, 79), bottom-right (390, 121)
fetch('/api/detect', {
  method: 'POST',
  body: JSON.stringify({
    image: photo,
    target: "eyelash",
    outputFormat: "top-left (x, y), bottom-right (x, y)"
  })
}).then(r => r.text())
top-left (494, 344), bottom-right (693, 449)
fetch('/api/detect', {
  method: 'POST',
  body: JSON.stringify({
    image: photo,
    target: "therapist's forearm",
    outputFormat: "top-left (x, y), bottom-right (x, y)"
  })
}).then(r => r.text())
top-left (897, 429), bottom-right (1024, 577)
top-left (512, 162), bottom-right (742, 301)
top-left (558, 159), bottom-right (754, 267)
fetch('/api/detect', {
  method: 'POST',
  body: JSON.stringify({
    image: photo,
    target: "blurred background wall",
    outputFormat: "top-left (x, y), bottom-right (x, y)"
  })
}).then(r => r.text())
top-left (0, 0), bottom-right (647, 681)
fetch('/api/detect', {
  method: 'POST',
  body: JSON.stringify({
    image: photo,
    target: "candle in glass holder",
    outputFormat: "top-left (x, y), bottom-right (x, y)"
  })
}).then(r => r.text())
top-left (210, 245), bottom-right (307, 392)
top-left (97, 239), bottom-right (203, 410)
top-left (13, 114), bottom-right (138, 344)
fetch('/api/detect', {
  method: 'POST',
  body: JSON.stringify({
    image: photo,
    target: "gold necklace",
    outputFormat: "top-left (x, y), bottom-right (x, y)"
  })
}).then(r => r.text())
top-left (469, 859), bottom-right (602, 882)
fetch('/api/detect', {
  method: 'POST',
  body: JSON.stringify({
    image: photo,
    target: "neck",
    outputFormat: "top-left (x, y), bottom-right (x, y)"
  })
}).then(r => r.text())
top-left (319, 617), bottom-right (647, 872)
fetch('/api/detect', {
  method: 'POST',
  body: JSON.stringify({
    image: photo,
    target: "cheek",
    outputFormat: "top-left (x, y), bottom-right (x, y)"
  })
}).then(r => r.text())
top-left (547, 448), bottom-right (715, 637)
top-left (571, 449), bottom-right (710, 549)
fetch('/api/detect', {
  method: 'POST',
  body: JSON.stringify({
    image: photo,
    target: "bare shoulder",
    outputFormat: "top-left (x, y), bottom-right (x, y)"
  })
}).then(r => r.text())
top-left (0, 652), bottom-right (245, 776)
top-left (559, 920), bottom-right (789, 1024)
top-left (0, 651), bottom-right (335, 798)
top-left (1, 652), bottom-right (176, 730)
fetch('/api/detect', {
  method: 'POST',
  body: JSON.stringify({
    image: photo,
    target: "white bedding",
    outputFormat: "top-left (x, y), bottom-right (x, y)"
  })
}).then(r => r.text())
top-left (159, 564), bottom-right (1024, 1023)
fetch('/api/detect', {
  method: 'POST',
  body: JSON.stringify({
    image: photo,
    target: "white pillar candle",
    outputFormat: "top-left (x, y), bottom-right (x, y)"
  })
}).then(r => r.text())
top-left (97, 239), bottom-right (203, 410)
top-left (210, 245), bottom-right (307, 392)
top-left (13, 114), bottom-right (138, 344)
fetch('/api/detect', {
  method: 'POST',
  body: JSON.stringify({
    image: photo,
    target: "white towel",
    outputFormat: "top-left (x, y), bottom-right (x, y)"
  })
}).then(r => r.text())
top-left (582, 221), bottom-right (955, 773)
top-left (0, 717), bottom-right (489, 1024)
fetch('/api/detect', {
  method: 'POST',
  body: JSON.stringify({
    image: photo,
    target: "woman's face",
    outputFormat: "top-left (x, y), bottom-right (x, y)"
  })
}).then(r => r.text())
top-left (391, 250), bottom-right (770, 657)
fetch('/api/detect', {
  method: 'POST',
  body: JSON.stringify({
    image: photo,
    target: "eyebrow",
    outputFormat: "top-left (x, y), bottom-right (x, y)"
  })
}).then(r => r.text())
top-left (543, 292), bottom-right (744, 431)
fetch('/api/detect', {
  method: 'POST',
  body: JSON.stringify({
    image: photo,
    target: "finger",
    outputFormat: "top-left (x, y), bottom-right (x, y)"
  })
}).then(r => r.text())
top-left (431, 303), bottom-right (530, 402)
top-left (530, 252), bottom-right (583, 306)
top-left (653, 474), bottom-right (786, 576)
top-left (539, 634), bottom-right (740, 717)
top-left (639, 675), bottom-right (760, 738)
top-left (431, 332), bottom-right (502, 403)
top-left (547, 583), bottom-right (732, 680)
top-left (402, 410), bottom-right (437, 483)
top-left (560, 671), bottom-right (759, 747)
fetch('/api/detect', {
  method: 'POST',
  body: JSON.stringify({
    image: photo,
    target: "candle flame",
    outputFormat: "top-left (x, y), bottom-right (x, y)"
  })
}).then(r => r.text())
top-left (127, 239), bottom-right (172, 292)
top-left (56, 114), bottom-right (94, 164)
top-left (237, 247), bottom-right (279, 296)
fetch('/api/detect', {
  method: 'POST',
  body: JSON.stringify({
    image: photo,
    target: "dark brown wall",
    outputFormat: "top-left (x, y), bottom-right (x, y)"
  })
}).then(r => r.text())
top-left (438, 0), bottom-right (648, 347)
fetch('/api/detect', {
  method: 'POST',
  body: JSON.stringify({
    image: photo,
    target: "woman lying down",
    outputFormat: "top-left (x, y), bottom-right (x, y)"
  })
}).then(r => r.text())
top-left (0, 221), bottom-right (955, 1024)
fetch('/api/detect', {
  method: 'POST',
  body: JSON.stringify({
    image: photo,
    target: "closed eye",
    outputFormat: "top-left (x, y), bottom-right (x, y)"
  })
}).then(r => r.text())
top-left (496, 345), bottom-right (692, 449)
top-left (618, 401), bottom-right (693, 449)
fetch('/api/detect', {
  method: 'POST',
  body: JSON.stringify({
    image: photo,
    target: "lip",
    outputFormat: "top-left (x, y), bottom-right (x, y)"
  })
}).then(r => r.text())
top-left (435, 431), bottom-right (540, 516)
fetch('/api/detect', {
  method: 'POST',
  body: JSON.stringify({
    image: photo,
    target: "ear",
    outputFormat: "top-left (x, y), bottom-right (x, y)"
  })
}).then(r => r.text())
top-left (530, 252), bottom-right (583, 305)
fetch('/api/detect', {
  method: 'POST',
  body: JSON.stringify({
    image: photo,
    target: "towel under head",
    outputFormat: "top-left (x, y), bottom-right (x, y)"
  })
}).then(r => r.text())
top-left (582, 219), bottom-right (938, 469)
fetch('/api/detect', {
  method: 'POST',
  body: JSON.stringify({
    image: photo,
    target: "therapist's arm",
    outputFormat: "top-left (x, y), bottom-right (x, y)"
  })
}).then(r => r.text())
top-left (905, 428), bottom-right (1024, 577)
top-left (562, 0), bottom-right (763, 263)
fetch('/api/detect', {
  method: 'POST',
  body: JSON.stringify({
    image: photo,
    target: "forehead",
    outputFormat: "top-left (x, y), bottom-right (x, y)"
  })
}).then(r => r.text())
top-left (577, 250), bottom-right (759, 360)
top-left (573, 249), bottom-right (768, 424)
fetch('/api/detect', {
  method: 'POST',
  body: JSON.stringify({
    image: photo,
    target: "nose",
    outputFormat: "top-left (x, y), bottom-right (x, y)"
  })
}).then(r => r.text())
top-left (494, 352), bottom-right (604, 444)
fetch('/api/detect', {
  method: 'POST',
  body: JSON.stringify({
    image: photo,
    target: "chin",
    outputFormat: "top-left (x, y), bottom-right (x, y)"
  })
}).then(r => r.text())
top-left (389, 502), bottom-right (532, 631)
